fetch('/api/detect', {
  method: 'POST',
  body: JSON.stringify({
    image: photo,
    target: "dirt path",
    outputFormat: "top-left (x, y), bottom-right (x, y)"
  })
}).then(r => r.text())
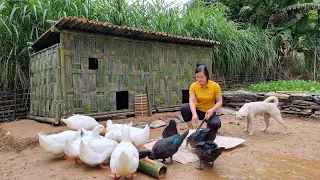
top-left (1, 111), bottom-right (320, 180)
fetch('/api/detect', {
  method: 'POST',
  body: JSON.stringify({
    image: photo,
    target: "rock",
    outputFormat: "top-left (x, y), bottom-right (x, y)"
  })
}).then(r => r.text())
top-left (216, 108), bottom-right (237, 116)
top-left (314, 111), bottom-right (320, 115)
top-left (164, 117), bottom-right (183, 124)
top-left (289, 93), bottom-right (313, 101)
top-left (313, 95), bottom-right (320, 104)
top-left (281, 110), bottom-right (312, 115)
top-left (110, 115), bottom-right (127, 120)
top-left (265, 92), bottom-right (290, 99)
top-left (149, 120), bottom-right (167, 129)
top-left (175, 115), bottom-right (184, 122)
top-left (223, 90), bottom-right (257, 102)
top-left (174, 118), bottom-right (182, 124)
top-left (132, 122), bottom-right (149, 127)
top-left (289, 107), bottom-right (303, 112)
top-left (224, 102), bottom-right (245, 107)
top-left (291, 100), bottom-right (318, 106)
top-left (311, 114), bottom-right (320, 119)
top-left (291, 105), bottom-right (320, 110)
top-left (279, 102), bottom-right (290, 107)
top-left (256, 92), bottom-right (266, 96)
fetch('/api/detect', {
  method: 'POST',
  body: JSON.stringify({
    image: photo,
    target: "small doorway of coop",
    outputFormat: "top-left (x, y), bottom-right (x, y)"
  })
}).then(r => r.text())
top-left (134, 93), bottom-right (149, 117)
top-left (116, 91), bottom-right (129, 110)
top-left (89, 58), bottom-right (98, 70)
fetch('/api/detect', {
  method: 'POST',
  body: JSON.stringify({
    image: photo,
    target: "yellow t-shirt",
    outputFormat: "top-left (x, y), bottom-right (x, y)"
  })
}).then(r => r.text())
top-left (189, 80), bottom-right (222, 112)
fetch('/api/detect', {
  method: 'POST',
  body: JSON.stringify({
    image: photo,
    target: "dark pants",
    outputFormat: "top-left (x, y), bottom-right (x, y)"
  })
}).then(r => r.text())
top-left (180, 104), bottom-right (221, 140)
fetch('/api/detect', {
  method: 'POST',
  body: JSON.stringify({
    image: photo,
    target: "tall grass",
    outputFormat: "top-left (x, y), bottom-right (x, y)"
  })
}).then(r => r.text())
top-left (0, 0), bottom-right (277, 91)
top-left (0, 0), bottom-right (98, 91)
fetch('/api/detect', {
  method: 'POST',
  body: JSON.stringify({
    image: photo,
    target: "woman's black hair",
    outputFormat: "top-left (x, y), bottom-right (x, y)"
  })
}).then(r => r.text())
top-left (195, 65), bottom-right (209, 81)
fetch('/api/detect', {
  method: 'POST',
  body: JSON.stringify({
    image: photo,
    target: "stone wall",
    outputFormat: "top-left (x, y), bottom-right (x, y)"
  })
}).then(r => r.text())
top-left (222, 90), bottom-right (320, 119)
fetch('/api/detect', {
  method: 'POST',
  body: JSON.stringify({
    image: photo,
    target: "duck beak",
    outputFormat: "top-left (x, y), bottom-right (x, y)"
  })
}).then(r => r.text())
top-left (103, 128), bottom-right (108, 133)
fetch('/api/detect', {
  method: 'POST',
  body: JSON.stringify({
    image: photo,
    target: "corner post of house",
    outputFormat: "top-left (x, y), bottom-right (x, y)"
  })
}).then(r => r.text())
top-left (59, 31), bottom-right (67, 120)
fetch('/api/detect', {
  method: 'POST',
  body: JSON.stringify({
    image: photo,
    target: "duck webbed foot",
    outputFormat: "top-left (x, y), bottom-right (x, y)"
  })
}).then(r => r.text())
top-left (99, 163), bottom-right (110, 169)
top-left (194, 161), bottom-right (204, 170)
top-left (75, 158), bottom-right (82, 164)
top-left (63, 153), bottom-right (71, 160)
top-left (109, 174), bottom-right (120, 179)
top-left (125, 173), bottom-right (137, 179)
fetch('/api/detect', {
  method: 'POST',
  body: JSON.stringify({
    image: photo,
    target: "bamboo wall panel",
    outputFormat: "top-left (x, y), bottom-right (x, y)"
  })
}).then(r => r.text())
top-left (29, 44), bottom-right (61, 118)
top-left (62, 31), bottom-right (153, 116)
top-left (153, 43), bottom-right (212, 109)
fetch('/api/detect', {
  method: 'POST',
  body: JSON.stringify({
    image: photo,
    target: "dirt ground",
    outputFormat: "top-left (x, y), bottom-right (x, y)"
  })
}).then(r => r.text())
top-left (0, 110), bottom-right (320, 180)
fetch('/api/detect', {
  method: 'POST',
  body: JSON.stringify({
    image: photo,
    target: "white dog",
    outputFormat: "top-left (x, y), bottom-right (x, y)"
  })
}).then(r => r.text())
top-left (235, 96), bottom-right (288, 136)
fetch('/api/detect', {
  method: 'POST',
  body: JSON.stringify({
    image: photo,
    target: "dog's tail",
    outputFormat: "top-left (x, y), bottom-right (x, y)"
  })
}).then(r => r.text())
top-left (263, 96), bottom-right (279, 106)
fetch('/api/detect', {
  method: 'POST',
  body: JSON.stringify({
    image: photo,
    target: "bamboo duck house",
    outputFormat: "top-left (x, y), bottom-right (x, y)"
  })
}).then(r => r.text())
top-left (28, 16), bottom-right (219, 124)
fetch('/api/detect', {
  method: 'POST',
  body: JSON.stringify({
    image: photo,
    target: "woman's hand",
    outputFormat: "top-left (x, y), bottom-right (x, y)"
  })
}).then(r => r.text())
top-left (205, 109), bottom-right (215, 120)
top-left (192, 114), bottom-right (199, 124)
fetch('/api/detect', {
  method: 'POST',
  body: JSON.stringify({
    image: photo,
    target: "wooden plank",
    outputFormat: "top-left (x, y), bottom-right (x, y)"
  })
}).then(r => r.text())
top-left (134, 104), bottom-right (148, 107)
top-left (134, 100), bottom-right (148, 103)
top-left (135, 106), bottom-right (148, 110)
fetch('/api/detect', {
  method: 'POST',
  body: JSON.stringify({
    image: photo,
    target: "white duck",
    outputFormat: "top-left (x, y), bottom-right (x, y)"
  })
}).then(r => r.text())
top-left (61, 114), bottom-right (98, 131)
top-left (129, 125), bottom-right (150, 148)
top-left (79, 138), bottom-right (118, 168)
top-left (38, 130), bottom-right (79, 158)
top-left (104, 130), bottom-right (123, 143)
top-left (64, 124), bottom-right (107, 164)
top-left (106, 119), bottom-right (133, 131)
top-left (105, 124), bottom-right (150, 148)
top-left (109, 125), bottom-right (139, 179)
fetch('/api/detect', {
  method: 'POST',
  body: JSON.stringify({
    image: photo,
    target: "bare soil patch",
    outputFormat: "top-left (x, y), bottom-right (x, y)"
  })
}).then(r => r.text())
top-left (0, 111), bottom-right (319, 180)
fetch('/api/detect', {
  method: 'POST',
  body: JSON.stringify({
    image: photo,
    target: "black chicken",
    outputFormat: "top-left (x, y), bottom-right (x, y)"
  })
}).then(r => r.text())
top-left (139, 129), bottom-right (189, 165)
top-left (194, 140), bottom-right (225, 170)
top-left (162, 120), bottom-right (178, 138)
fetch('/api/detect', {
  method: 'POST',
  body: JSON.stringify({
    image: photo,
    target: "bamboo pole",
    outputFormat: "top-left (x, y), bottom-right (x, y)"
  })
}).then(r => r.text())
top-left (138, 158), bottom-right (167, 179)
top-left (27, 115), bottom-right (60, 124)
top-left (60, 33), bottom-right (66, 119)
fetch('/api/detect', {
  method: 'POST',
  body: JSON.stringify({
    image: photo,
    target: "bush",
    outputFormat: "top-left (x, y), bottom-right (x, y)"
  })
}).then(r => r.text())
top-left (248, 80), bottom-right (320, 94)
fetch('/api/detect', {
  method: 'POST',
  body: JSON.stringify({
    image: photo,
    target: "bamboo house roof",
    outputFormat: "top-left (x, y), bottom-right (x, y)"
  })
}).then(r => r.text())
top-left (31, 16), bottom-right (220, 51)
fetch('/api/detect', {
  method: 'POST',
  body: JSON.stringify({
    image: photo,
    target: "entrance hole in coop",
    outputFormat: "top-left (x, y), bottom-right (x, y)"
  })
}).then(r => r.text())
top-left (116, 91), bottom-right (129, 110)
top-left (182, 90), bottom-right (189, 104)
top-left (89, 58), bottom-right (98, 70)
